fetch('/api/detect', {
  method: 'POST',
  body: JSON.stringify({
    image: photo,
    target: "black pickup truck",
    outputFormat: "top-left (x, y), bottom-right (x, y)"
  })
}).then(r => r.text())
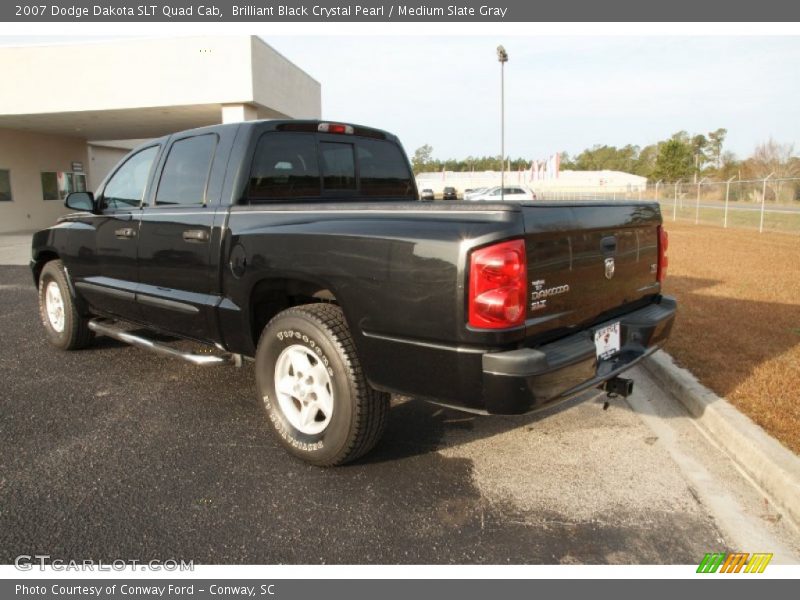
top-left (31, 120), bottom-right (675, 466)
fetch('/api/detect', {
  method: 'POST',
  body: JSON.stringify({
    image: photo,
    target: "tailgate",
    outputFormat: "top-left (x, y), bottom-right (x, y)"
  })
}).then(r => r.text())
top-left (521, 202), bottom-right (662, 342)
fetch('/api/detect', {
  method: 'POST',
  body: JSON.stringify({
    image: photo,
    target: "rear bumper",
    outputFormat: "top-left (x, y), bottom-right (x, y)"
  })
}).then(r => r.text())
top-left (481, 295), bottom-right (677, 414)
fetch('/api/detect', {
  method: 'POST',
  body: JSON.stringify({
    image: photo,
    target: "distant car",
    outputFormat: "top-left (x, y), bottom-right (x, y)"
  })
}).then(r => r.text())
top-left (420, 188), bottom-right (435, 201)
top-left (464, 187), bottom-right (488, 200)
top-left (442, 186), bottom-right (458, 201)
top-left (469, 186), bottom-right (535, 201)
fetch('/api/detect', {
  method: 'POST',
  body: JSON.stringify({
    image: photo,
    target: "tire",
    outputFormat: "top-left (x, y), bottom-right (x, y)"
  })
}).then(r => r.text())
top-left (38, 260), bottom-right (94, 350)
top-left (255, 303), bottom-right (389, 466)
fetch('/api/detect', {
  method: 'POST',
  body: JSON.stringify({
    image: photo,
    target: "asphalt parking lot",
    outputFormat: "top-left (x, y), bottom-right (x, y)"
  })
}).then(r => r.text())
top-left (1, 252), bottom-right (798, 564)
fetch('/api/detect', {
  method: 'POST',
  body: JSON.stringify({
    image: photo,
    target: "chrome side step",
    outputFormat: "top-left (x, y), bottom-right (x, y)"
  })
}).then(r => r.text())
top-left (88, 319), bottom-right (241, 367)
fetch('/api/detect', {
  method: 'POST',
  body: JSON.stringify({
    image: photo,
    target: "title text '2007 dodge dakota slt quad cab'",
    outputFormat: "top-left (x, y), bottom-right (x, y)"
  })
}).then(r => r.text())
top-left (31, 120), bottom-right (676, 466)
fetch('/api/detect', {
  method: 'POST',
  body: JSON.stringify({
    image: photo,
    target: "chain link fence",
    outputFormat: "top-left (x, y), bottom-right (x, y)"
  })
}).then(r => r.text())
top-left (534, 177), bottom-right (800, 235)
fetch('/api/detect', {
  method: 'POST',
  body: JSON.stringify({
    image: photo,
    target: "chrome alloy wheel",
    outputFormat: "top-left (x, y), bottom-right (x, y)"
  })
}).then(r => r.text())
top-left (44, 280), bottom-right (66, 333)
top-left (274, 344), bottom-right (334, 435)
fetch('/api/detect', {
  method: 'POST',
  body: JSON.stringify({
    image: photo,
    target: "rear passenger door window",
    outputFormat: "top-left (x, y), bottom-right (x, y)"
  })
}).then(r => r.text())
top-left (155, 134), bottom-right (217, 206)
top-left (248, 133), bottom-right (320, 199)
top-left (320, 142), bottom-right (356, 191)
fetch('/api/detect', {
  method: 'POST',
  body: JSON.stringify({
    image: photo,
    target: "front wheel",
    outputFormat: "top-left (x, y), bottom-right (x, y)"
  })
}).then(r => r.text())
top-left (37, 260), bottom-right (94, 350)
top-left (255, 303), bottom-right (389, 466)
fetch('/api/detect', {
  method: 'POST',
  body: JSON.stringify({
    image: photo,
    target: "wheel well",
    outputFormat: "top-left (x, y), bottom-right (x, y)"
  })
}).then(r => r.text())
top-left (32, 251), bottom-right (59, 285)
top-left (249, 278), bottom-right (337, 348)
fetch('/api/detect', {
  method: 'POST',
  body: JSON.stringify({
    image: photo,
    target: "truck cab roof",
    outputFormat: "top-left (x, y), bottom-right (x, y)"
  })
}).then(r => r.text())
top-left (139, 119), bottom-right (401, 149)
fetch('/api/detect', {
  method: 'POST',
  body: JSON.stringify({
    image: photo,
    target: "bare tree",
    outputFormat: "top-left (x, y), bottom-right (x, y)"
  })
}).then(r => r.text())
top-left (748, 138), bottom-right (800, 202)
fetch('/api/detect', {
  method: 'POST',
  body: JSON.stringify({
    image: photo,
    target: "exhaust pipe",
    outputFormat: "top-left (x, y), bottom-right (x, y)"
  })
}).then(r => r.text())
top-left (602, 377), bottom-right (634, 398)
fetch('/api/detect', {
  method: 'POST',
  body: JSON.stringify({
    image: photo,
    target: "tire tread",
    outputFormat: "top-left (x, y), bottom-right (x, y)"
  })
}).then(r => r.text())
top-left (258, 303), bottom-right (389, 466)
top-left (39, 260), bottom-right (94, 350)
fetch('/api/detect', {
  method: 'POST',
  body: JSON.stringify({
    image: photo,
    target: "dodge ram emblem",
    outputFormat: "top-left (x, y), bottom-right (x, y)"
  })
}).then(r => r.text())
top-left (604, 257), bottom-right (615, 279)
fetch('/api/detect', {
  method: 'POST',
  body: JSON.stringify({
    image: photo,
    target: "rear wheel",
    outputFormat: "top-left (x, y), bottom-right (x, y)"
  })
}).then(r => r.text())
top-left (255, 303), bottom-right (389, 466)
top-left (38, 260), bottom-right (94, 350)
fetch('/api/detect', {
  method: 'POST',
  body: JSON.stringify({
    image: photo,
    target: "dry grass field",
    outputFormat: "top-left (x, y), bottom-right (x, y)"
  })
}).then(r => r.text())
top-left (661, 222), bottom-right (800, 454)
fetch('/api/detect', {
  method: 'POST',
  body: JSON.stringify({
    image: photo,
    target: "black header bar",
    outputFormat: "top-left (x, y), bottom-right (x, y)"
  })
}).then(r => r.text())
top-left (2, 0), bottom-right (799, 22)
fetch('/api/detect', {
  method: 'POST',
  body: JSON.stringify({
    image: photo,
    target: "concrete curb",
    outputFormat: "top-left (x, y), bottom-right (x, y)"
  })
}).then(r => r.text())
top-left (643, 350), bottom-right (800, 529)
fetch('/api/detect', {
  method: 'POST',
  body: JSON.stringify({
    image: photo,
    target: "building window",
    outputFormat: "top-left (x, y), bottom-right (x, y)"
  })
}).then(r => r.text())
top-left (0, 169), bottom-right (11, 202)
top-left (41, 172), bottom-right (59, 200)
top-left (74, 173), bottom-right (87, 193)
top-left (41, 171), bottom-right (88, 201)
top-left (57, 172), bottom-right (74, 199)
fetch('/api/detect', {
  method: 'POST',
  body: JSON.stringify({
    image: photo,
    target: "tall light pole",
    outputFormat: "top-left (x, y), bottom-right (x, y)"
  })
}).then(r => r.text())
top-left (497, 45), bottom-right (508, 200)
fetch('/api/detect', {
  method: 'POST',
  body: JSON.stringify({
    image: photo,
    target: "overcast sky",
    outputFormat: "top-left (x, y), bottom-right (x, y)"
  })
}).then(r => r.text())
top-left (2, 35), bottom-right (798, 162)
top-left (265, 35), bottom-right (800, 162)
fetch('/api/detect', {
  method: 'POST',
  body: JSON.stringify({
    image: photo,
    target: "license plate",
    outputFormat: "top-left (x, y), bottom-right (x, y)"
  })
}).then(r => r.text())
top-left (594, 322), bottom-right (621, 360)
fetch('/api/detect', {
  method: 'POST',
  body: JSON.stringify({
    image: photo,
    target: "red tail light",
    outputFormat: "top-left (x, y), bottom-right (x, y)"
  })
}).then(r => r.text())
top-left (468, 239), bottom-right (527, 329)
top-left (657, 225), bottom-right (669, 283)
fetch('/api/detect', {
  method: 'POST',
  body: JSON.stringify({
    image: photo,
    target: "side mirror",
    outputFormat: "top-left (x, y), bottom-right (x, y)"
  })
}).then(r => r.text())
top-left (65, 191), bottom-right (95, 212)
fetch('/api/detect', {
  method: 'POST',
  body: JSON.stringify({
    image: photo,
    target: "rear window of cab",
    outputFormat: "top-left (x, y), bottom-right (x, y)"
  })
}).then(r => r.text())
top-left (247, 132), bottom-right (415, 201)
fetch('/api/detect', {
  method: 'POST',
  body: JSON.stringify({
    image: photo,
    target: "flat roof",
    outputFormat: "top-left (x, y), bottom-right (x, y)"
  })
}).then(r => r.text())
top-left (0, 36), bottom-right (320, 140)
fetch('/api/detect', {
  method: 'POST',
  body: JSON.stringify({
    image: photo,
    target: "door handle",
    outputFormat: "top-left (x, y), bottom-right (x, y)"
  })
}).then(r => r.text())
top-left (182, 229), bottom-right (210, 243)
top-left (115, 227), bottom-right (137, 239)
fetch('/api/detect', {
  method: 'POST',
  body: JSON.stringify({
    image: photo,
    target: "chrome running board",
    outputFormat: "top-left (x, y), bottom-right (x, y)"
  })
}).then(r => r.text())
top-left (88, 319), bottom-right (241, 367)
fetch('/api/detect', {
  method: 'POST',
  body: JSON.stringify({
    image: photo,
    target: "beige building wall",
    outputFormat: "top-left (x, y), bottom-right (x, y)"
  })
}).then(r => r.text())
top-left (251, 38), bottom-right (321, 119)
top-left (87, 144), bottom-right (130, 191)
top-left (0, 36), bottom-right (321, 234)
top-left (0, 37), bottom-right (321, 135)
top-left (0, 37), bottom-right (255, 116)
top-left (0, 129), bottom-right (88, 234)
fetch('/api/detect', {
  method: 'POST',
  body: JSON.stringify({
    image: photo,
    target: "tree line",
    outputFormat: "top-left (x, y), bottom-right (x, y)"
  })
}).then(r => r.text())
top-left (411, 129), bottom-right (800, 184)
top-left (411, 144), bottom-right (534, 174)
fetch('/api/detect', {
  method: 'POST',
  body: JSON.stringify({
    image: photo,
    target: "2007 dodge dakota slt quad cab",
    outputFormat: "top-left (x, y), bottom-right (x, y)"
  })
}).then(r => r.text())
top-left (31, 120), bottom-right (676, 466)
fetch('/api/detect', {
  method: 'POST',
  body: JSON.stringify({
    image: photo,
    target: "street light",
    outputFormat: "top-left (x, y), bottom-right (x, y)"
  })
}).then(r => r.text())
top-left (497, 45), bottom-right (508, 200)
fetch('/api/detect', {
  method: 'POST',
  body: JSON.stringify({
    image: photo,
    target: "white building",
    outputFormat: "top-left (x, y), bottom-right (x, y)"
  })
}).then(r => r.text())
top-left (416, 169), bottom-right (648, 197)
top-left (0, 36), bottom-right (321, 233)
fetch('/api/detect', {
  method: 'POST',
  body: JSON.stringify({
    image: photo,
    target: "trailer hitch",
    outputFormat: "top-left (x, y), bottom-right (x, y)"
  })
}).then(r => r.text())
top-left (602, 376), bottom-right (634, 398)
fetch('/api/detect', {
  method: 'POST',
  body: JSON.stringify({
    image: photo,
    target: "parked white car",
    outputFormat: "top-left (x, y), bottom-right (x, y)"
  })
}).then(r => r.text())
top-left (467, 186), bottom-right (536, 201)
top-left (463, 187), bottom-right (488, 200)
